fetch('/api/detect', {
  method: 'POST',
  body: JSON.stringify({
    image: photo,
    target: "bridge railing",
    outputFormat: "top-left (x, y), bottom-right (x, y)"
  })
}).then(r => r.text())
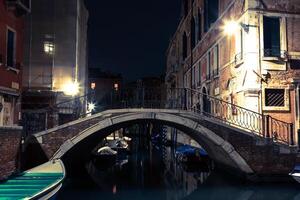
top-left (166, 88), bottom-right (294, 145)
top-left (22, 87), bottom-right (294, 145)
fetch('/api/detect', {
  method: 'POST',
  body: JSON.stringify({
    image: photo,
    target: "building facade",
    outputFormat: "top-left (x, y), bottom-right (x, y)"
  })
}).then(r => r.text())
top-left (166, 0), bottom-right (300, 143)
top-left (22, 0), bottom-right (88, 133)
top-left (88, 68), bottom-right (123, 112)
top-left (0, 0), bottom-right (30, 126)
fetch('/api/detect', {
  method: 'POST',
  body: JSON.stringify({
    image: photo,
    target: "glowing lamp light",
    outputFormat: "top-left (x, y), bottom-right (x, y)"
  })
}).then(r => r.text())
top-left (63, 81), bottom-right (80, 96)
top-left (223, 20), bottom-right (240, 36)
top-left (88, 102), bottom-right (96, 111)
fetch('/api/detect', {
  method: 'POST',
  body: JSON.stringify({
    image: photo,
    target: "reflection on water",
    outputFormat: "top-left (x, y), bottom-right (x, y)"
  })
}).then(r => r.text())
top-left (57, 136), bottom-right (300, 200)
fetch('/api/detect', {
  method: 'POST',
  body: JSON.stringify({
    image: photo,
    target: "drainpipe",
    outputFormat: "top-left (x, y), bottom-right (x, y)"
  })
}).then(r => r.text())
top-left (258, 15), bottom-right (264, 119)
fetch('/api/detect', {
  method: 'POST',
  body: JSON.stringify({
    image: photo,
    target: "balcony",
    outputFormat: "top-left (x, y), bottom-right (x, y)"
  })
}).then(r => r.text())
top-left (6, 0), bottom-right (31, 15)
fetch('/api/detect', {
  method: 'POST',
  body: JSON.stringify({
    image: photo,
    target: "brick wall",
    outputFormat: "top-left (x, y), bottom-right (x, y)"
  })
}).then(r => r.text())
top-left (0, 126), bottom-right (22, 181)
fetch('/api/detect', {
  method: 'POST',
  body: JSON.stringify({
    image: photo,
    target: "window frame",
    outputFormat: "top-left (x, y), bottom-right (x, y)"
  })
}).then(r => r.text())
top-left (212, 45), bottom-right (219, 77)
top-left (261, 15), bottom-right (287, 61)
top-left (263, 87), bottom-right (290, 111)
top-left (263, 16), bottom-right (281, 58)
top-left (6, 27), bottom-right (17, 68)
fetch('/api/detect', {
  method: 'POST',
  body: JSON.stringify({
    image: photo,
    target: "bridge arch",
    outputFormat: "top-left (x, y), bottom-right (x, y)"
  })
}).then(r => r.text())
top-left (49, 110), bottom-right (254, 175)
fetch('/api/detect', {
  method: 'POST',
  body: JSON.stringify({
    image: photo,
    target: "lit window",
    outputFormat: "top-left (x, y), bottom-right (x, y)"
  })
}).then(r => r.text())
top-left (44, 41), bottom-right (54, 55)
top-left (91, 82), bottom-right (96, 89)
top-left (114, 83), bottom-right (119, 91)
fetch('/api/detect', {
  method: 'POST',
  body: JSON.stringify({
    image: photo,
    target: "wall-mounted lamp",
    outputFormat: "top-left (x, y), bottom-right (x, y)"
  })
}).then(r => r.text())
top-left (224, 20), bottom-right (258, 35)
top-left (62, 81), bottom-right (80, 96)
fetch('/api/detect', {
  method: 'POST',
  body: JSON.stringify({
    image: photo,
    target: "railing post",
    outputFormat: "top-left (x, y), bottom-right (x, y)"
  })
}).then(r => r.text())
top-left (290, 123), bottom-right (295, 146)
top-left (184, 88), bottom-right (187, 110)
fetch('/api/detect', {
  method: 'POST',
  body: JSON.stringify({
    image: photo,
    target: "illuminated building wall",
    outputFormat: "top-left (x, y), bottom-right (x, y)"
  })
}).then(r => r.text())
top-left (22, 0), bottom-right (88, 132)
top-left (166, 0), bottom-right (300, 143)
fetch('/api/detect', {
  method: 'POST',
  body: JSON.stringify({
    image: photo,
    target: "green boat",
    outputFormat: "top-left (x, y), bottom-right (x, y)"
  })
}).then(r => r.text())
top-left (0, 159), bottom-right (66, 200)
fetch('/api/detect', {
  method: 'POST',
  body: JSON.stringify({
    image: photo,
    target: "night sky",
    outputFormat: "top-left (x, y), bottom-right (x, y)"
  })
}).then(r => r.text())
top-left (85, 0), bottom-right (182, 81)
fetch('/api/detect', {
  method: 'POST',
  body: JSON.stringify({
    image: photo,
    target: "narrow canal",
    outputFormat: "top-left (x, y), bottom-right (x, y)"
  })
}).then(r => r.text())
top-left (57, 126), bottom-right (300, 200)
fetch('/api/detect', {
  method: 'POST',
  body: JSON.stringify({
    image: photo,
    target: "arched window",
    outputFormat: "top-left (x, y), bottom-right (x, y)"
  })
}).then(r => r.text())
top-left (198, 10), bottom-right (202, 41)
top-left (191, 17), bottom-right (196, 49)
top-left (182, 32), bottom-right (187, 60)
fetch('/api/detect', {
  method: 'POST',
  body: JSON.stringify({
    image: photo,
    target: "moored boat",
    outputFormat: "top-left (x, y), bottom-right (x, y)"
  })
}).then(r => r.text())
top-left (0, 159), bottom-right (66, 200)
top-left (175, 145), bottom-right (208, 164)
top-left (93, 146), bottom-right (118, 164)
top-left (289, 165), bottom-right (300, 183)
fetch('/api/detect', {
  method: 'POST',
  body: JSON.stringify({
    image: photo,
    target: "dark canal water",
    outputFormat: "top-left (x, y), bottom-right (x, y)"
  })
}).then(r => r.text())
top-left (57, 135), bottom-right (300, 200)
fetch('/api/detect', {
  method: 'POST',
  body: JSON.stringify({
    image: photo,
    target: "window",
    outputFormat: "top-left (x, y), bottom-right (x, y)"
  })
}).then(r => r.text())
top-left (195, 65), bottom-right (199, 86)
top-left (263, 16), bottom-right (281, 57)
top-left (44, 41), bottom-right (54, 55)
top-left (212, 45), bottom-right (219, 76)
top-left (6, 29), bottom-right (16, 68)
top-left (198, 62), bottom-right (201, 85)
top-left (182, 32), bottom-right (188, 60)
top-left (235, 28), bottom-right (243, 64)
top-left (290, 59), bottom-right (300, 70)
top-left (204, 0), bottom-right (219, 32)
top-left (192, 67), bottom-right (195, 88)
top-left (191, 17), bottom-right (196, 49)
top-left (206, 53), bottom-right (211, 80)
top-left (91, 82), bottom-right (96, 89)
top-left (198, 10), bottom-right (202, 41)
top-left (265, 89), bottom-right (285, 107)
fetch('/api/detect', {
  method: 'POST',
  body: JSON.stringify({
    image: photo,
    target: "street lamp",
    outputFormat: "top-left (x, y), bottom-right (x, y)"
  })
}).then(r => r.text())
top-left (223, 20), bottom-right (258, 35)
top-left (62, 81), bottom-right (80, 96)
top-left (223, 20), bottom-right (240, 35)
top-left (88, 102), bottom-right (96, 112)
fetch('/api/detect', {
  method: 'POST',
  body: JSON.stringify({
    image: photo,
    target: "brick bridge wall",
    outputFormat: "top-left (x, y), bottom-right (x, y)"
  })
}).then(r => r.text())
top-left (199, 118), bottom-right (297, 177)
top-left (23, 114), bottom-right (107, 169)
top-left (0, 127), bottom-right (22, 181)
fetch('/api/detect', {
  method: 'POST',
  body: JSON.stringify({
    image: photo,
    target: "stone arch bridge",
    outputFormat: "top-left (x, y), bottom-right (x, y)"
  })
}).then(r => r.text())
top-left (24, 108), bottom-right (297, 180)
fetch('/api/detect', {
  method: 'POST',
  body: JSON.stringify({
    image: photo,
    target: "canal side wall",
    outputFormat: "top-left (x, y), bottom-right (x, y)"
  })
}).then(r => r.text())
top-left (0, 126), bottom-right (22, 181)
